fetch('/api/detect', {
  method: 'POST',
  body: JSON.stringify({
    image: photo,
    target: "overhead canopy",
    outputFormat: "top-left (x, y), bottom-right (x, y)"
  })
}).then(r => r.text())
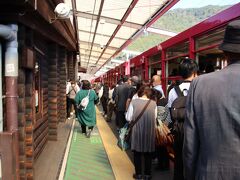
top-left (64, 0), bottom-right (179, 75)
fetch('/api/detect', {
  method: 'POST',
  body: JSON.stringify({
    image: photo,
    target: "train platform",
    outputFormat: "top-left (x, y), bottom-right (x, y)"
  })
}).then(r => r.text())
top-left (34, 108), bottom-right (173, 180)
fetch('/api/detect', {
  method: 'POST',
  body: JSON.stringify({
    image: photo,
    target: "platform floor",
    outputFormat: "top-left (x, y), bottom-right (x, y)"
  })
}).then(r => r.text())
top-left (35, 107), bottom-right (173, 180)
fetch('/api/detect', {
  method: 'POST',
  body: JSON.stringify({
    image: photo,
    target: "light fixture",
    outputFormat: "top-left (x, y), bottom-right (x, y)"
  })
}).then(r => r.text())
top-left (49, 3), bottom-right (71, 23)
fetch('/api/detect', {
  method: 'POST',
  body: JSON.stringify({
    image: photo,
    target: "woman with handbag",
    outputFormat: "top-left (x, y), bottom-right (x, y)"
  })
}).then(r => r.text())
top-left (126, 86), bottom-right (157, 180)
top-left (75, 80), bottom-right (99, 138)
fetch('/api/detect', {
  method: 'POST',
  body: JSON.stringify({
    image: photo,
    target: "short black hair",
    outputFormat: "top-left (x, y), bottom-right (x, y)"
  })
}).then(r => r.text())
top-left (138, 85), bottom-right (152, 98)
top-left (179, 59), bottom-right (198, 79)
top-left (122, 75), bottom-right (129, 83)
top-left (82, 80), bottom-right (91, 90)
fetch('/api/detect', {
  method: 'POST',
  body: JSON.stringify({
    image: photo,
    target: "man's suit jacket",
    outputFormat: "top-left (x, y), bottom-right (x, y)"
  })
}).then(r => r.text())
top-left (183, 61), bottom-right (240, 180)
top-left (115, 83), bottom-right (130, 112)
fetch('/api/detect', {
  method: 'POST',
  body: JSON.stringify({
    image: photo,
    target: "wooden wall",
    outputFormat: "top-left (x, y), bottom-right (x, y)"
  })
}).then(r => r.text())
top-left (17, 24), bottom-right (71, 179)
top-left (58, 47), bottom-right (67, 122)
top-left (67, 52), bottom-right (77, 81)
top-left (48, 44), bottom-right (59, 140)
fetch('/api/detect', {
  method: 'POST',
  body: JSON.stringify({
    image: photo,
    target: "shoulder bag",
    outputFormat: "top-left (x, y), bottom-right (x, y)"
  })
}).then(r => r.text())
top-left (118, 99), bottom-right (151, 150)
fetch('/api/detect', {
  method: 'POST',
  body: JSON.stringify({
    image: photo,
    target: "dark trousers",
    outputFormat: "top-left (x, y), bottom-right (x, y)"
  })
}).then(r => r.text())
top-left (156, 145), bottom-right (169, 169)
top-left (101, 96), bottom-right (108, 115)
top-left (134, 151), bottom-right (152, 175)
top-left (81, 125), bottom-right (93, 133)
top-left (173, 139), bottom-right (184, 180)
top-left (67, 97), bottom-right (77, 118)
top-left (115, 111), bottom-right (126, 128)
top-left (107, 102), bottom-right (115, 121)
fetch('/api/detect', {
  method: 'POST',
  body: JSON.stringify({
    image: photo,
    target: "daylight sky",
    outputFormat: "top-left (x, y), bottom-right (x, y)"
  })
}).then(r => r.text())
top-left (173, 0), bottom-right (240, 9)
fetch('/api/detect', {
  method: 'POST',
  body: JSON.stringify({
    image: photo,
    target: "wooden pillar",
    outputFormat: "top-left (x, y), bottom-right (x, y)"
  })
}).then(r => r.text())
top-left (25, 71), bottom-right (34, 179)
top-left (58, 46), bottom-right (67, 122)
top-left (48, 44), bottom-right (59, 140)
top-left (18, 26), bottom-right (35, 180)
top-left (18, 25), bottom-right (27, 180)
top-left (67, 52), bottom-right (74, 81)
top-left (18, 69), bottom-right (27, 180)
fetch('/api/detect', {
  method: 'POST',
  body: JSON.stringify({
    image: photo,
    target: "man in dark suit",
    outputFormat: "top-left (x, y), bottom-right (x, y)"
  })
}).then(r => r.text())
top-left (183, 20), bottom-right (240, 180)
top-left (114, 76), bottom-right (130, 128)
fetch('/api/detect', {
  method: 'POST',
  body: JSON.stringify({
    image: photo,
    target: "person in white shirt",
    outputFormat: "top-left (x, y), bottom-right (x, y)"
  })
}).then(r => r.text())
top-left (66, 80), bottom-right (80, 119)
top-left (167, 59), bottom-right (198, 180)
top-left (106, 84), bottom-right (116, 122)
top-left (152, 75), bottom-right (165, 98)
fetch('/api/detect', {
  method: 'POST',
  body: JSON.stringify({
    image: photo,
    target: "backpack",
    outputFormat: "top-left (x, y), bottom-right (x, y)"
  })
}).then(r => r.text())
top-left (77, 90), bottom-right (90, 111)
top-left (170, 86), bottom-right (188, 123)
top-left (170, 85), bottom-right (189, 143)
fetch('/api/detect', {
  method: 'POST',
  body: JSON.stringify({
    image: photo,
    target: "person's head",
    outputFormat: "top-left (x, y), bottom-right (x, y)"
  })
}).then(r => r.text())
top-left (219, 20), bottom-right (240, 63)
top-left (130, 76), bottom-right (140, 86)
top-left (137, 85), bottom-right (152, 98)
top-left (179, 59), bottom-right (198, 80)
top-left (150, 88), bottom-right (162, 102)
top-left (122, 75), bottom-right (129, 83)
top-left (71, 80), bottom-right (76, 86)
top-left (117, 79), bottom-right (123, 85)
top-left (81, 80), bottom-right (91, 90)
top-left (142, 79), bottom-right (150, 86)
top-left (151, 75), bottom-right (161, 87)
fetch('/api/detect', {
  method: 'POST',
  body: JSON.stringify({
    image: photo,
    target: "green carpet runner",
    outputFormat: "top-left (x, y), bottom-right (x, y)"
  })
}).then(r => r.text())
top-left (64, 123), bottom-right (115, 180)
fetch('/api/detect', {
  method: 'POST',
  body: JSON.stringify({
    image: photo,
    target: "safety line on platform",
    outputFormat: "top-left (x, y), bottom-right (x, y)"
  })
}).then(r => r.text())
top-left (58, 119), bottom-right (76, 180)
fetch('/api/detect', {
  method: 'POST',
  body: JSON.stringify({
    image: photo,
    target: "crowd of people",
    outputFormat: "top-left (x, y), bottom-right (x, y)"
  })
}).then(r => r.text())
top-left (65, 20), bottom-right (240, 180)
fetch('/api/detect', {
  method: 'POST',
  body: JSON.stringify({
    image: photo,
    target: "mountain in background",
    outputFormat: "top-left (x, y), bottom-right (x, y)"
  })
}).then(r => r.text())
top-left (126, 5), bottom-right (230, 52)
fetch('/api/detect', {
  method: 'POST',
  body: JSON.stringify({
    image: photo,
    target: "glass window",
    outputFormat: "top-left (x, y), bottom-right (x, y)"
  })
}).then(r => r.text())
top-left (148, 53), bottom-right (161, 78)
top-left (35, 53), bottom-right (41, 115)
top-left (166, 57), bottom-right (189, 78)
top-left (195, 26), bottom-right (226, 50)
top-left (131, 64), bottom-right (145, 80)
top-left (197, 48), bottom-right (227, 74)
top-left (35, 61), bottom-right (40, 113)
top-left (149, 53), bottom-right (161, 64)
top-left (166, 41), bottom-right (189, 59)
top-left (149, 62), bottom-right (161, 79)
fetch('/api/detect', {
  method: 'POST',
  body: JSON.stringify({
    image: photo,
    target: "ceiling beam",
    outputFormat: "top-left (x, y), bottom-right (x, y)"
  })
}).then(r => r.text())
top-left (86, 0), bottom-right (105, 67)
top-left (95, 0), bottom-right (180, 74)
top-left (80, 48), bottom-right (113, 55)
top-left (79, 40), bottom-right (118, 51)
top-left (95, 0), bottom-right (139, 65)
top-left (147, 27), bottom-right (177, 37)
top-left (75, 11), bottom-right (142, 29)
top-left (78, 29), bottom-right (128, 41)
top-left (80, 54), bottom-right (108, 60)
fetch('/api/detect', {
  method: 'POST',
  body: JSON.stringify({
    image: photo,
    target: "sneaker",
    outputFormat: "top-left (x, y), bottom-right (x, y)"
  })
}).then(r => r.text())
top-left (86, 129), bottom-right (92, 138)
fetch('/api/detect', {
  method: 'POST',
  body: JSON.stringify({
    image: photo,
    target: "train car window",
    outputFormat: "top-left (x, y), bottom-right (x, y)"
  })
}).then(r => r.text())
top-left (195, 26), bottom-right (226, 50)
top-left (197, 49), bottom-right (227, 74)
top-left (166, 41), bottom-right (189, 58)
top-left (195, 26), bottom-right (228, 74)
top-left (149, 53), bottom-right (161, 78)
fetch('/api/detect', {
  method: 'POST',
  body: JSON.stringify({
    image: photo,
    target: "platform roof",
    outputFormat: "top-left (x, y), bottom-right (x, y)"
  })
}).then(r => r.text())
top-left (64, 0), bottom-right (179, 75)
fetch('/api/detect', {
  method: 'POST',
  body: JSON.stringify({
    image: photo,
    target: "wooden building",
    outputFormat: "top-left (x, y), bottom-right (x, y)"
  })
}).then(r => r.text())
top-left (0, 1), bottom-right (78, 179)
